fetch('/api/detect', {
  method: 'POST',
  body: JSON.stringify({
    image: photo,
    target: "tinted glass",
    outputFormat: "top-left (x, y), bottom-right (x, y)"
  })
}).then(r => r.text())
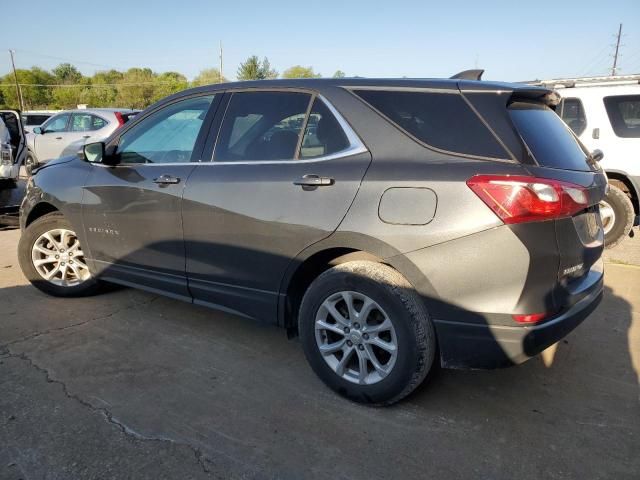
top-left (117, 95), bottom-right (214, 164)
top-left (23, 114), bottom-right (51, 126)
top-left (300, 98), bottom-right (349, 159)
top-left (603, 95), bottom-right (640, 138)
top-left (353, 89), bottom-right (508, 158)
top-left (215, 91), bottom-right (311, 161)
top-left (70, 113), bottom-right (107, 132)
top-left (43, 114), bottom-right (70, 133)
top-left (559, 98), bottom-right (587, 136)
top-left (509, 102), bottom-right (592, 172)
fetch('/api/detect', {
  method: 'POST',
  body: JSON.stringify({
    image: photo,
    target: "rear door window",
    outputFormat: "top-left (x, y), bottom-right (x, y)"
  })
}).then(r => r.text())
top-left (557, 98), bottom-right (587, 136)
top-left (603, 95), bottom-right (640, 138)
top-left (509, 102), bottom-right (593, 172)
top-left (214, 91), bottom-right (312, 161)
top-left (352, 89), bottom-right (509, 159)
top-left (70, 113), bottom-right (108, 132)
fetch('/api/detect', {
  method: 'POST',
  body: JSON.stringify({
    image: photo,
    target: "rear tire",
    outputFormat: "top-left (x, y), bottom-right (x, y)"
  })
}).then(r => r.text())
top-left (299, 261), bottom-right (435, 405)
top-left (18, 212), bottom-right (104, 297)
top-left (600, 185), bottom-right (634, 249)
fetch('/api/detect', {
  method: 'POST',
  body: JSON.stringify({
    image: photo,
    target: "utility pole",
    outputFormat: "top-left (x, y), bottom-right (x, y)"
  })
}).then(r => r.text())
top-left (219, 41), bottom-right (223, 83)
top-left (611, 23), bottom-right (623, 76)
top-left (8, 50), bottom-right (25, 111)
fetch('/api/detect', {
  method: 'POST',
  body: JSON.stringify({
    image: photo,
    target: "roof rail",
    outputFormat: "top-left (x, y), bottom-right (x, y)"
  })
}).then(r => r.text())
top-left (526, 73), bottom-right (640, 89)
top-left (450, 69), bottom-right (484, 81)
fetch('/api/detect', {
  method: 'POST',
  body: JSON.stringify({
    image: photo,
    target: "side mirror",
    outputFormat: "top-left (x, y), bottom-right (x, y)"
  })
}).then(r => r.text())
top-left (33, 127), bottom-right (42, 134)
top-left (81, 142), bottom-right (105, 163)
top-left (590, 149), bottom-right (604, 163)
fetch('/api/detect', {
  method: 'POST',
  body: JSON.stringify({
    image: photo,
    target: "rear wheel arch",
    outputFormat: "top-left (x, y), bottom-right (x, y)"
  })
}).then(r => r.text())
top-left (281, 248), bottom-right (386, 332)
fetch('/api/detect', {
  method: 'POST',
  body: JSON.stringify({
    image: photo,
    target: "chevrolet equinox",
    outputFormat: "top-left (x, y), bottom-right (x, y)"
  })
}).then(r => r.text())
top-left (18, 75), bottom-right (607, 405)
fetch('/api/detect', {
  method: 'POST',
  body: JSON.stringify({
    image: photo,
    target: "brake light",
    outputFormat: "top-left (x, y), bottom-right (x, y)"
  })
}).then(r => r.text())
top-left (467, 175), bottom-right (588, 224)
top-left (114, 112), bottom-right (125, 127)
top-left (512, 313), bottom-right (548, 324)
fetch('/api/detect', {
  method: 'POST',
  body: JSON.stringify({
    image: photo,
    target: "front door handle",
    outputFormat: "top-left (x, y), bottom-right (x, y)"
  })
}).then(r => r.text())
top-left (153, 174), bottom-right (181, 185)
top-left (82, 135), bottom-right (91, 139)
top-left (293, 174), bottom-right (335, 187)
top-left (55, 136), bottom-right (63, 140)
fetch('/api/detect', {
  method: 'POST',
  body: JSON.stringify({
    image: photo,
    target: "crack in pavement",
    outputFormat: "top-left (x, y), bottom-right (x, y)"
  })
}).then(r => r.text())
top-left (0, 295), bottom-right (161, 351)
top-left (2, 349), bottom-right (214, 475)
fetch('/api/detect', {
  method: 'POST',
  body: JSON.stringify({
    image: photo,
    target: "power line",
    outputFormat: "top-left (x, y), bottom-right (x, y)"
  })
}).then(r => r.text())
top-left (10, 48), bottom-right (119, 70)
top-left (0, 81), bottom-right (184, 88)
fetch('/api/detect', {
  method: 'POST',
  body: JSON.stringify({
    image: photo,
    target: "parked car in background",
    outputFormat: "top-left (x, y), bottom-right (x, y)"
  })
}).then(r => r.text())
top-left (0, 110), bottom-right (26, 182)
top-left (26, 108), bottom-right (138, 174)
top-left (533, 74), bottom-right (640, 248)
top-left (19, 76), bottom-right (607, 405)
top-left (22, 110), bottom-right (56, 133)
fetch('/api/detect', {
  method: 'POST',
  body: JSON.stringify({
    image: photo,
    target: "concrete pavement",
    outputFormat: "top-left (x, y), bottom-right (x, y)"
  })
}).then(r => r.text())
top-left (1, 229), bottom-right (638, 479)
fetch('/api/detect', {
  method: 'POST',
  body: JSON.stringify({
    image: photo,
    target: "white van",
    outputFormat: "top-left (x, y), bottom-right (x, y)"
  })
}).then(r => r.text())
top-left (537, 75), bottom-right (639, 247)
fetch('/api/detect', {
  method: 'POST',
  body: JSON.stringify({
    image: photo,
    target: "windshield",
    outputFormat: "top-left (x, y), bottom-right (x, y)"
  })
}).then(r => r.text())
top-left (509, 102), bottom-right (593, 172)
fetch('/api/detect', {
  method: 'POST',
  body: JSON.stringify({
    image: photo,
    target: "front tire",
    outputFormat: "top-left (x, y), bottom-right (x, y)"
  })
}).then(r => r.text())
top-left (600, 184), bottom-right (634, 249)
top-left (18, 212), bottom-right (104, 297)
top-left (25, 152), bottom-right (37, 175)
top-left (299, 261), bottom-right (435, 405)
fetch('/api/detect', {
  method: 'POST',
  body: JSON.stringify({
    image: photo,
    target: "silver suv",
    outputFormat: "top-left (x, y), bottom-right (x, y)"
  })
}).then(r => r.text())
top-left (26, 108), bottom-right (137, 173)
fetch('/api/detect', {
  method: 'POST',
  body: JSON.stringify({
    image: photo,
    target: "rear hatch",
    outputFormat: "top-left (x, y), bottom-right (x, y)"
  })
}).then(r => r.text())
top-left (463, 83), bottom-right (607, 315)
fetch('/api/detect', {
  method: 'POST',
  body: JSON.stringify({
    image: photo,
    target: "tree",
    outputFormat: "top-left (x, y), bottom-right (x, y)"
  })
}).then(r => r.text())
top-left (0, 67), bottom-right (55, 109)
top-left (191, 68), bottom-right (227, 86)
top-left (237, 56), bottom-right (278, 80)
top-left (282, 65), bottom-right (321, 79)
top-left (152, 71), bottom-right (189, 102)
top-left (332, 70), bottom-right (346, 78)
top-left (52, 63), bottom-right (82, 84)
top-left (116, 68), bottom-right (156, 109)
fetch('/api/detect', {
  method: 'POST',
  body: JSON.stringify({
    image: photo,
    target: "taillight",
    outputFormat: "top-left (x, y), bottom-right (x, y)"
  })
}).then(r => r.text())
top-left (114, 112), bottom-right (125, 127)
top-left (512, 313), bottom-right (548, 324)
top-left (467, 175), bottom-right (588, 224)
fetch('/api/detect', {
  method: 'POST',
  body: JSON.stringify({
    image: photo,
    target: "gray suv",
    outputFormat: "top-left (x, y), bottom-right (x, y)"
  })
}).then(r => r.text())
top-left (18, 77), bottom-right (607, 405)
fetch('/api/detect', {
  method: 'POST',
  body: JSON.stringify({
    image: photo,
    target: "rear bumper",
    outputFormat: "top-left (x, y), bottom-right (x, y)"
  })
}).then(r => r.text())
top-left (434, 270), bottom-right (604, 369)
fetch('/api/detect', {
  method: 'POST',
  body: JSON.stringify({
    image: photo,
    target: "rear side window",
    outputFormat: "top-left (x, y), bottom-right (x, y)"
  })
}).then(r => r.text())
top-left (557, 98), bottom-right (587, 136)
top-left (603, 95), bottom-right (640, 138)
top-left (215, 91), bottom-right (311, 162)
top-left (300, 98), bottom-right (349, 159)
top-left (509, 102), bottom-right (592, 172)
top-left (352, 89), bottom-right (508, 159)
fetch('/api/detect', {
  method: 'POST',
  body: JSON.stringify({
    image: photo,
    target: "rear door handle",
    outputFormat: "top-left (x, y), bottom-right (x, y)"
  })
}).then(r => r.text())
top-left (153, 174), bottom-right (181, 185)
top-left (293, 174), bottom-right (335, 187)
top-left (82, 135), bottom-right (91, 139)
top-left (55, 136), bottom-right (63, 140)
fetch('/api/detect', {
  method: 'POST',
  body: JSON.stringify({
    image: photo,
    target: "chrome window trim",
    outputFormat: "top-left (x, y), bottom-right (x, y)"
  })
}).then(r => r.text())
top-left (209, 94), bottom-right (368, 165)
top-left (95, 94), bottom-right (368, 168)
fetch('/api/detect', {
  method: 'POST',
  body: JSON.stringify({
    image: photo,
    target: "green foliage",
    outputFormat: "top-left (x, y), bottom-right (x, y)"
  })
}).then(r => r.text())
top-left (52, 63), bottom-right (82, 84)
top-left (282, 65), bottom-right (321, 79)
top-left (191, 68), bottom-right (227, 86)
top-left (0, 67), bottom-right (55, 109)
top-left (237, 56), bottom-right (278, 80)
top-left (333, 70), bottom-right (346, 78)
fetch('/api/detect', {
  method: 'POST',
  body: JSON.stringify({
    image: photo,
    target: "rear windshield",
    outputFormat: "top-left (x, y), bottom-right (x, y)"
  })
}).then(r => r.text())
top-left (353, 89), bottom-right (509, 159)
top-left (603, 95), bottom-right (640, 138)
top-left (509, 102), bottom-right (593, 171)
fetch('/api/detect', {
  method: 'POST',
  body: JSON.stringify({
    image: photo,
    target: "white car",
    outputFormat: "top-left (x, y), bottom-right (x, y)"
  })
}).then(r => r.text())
top-left (0, 110), bottom-right (26, 182)
top-left (540, 75), bottom-right (640, 247)
top-left (26, 108), bottom-right (137, 174)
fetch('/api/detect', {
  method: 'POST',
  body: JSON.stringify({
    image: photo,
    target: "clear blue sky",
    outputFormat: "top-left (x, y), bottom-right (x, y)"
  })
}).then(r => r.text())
top-left (6, 0), bottom-right (640, 81)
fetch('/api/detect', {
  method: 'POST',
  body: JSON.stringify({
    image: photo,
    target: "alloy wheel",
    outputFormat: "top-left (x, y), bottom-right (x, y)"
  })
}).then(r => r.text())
top-left (315, 291), bottom-right (398, 385)
top-left (31, 228), bottom-right (91, 287)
